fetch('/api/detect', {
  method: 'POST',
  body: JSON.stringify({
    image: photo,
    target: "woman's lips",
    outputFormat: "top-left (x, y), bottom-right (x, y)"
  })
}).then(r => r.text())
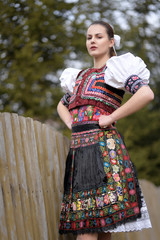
top-left (90, 46), bottom-right (97, 50)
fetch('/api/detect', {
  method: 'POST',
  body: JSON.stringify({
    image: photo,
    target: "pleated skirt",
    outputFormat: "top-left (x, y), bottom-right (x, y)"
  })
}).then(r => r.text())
top-left (59, 124), bottom-right (151, 235)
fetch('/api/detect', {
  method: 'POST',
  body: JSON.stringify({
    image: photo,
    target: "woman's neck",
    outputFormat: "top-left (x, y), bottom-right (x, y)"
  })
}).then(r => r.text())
top-left (93, 55), bottom-right (111, 68)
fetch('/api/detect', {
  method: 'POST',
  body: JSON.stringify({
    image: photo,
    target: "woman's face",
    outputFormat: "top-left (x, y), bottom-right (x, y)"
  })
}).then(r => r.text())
top-left (86, 24), bottom-right (114, 59)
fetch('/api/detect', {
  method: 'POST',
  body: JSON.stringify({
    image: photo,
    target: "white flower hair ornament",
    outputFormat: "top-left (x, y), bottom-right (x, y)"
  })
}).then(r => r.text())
top-left (113, 34), bottom-right (121, 55)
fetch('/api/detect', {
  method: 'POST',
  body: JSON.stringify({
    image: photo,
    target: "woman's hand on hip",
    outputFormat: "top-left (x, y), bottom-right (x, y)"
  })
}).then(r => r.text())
top-left (99, 115), bottom-right (114, 128)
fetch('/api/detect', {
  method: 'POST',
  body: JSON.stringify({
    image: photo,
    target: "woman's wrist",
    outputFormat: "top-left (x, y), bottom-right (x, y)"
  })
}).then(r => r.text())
top-left (109, 113), bottom-right (116, 124)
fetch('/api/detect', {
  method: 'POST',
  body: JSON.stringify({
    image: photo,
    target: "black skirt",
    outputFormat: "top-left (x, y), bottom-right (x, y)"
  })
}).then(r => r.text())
top-left (59, 124), bottom-right (143, 235)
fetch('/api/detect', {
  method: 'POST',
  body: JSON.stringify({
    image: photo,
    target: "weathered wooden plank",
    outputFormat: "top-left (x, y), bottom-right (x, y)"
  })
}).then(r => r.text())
top-left (26, 117), bottom-right (48, 240)
top-left (0, 115), bottom-right (17, 240)
top-left (3, 112), bottom-right (26, 239)
top-left (42, 124), bottom-right (60, 240)
top-left (19, 116), bottom-right (40, 240)
top-left (0, 180), bottom-right (8, 239)
top-left (11, 113), bottom-right (34, 240)
top-left (34, 120), bottom-right (53, 240)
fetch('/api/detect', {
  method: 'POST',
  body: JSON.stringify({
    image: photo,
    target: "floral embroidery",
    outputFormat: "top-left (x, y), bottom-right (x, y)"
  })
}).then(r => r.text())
top-left (70, 105), bottom-right (110, 124)
top-left (104, 194), bottom-right (110, 205)
top-left (109, 150), bottom-right (116, 158)
top-left (125, 75), bottom-right (147, 94)
top-left (107, 138), bottom-right (116, 149)
top-left (59, 127), bottom-right (142, 234)
top-left (110, 159), bottom-right (117, 165)
top-left (107, 172), bottom-right (112, 178)
top-left (112, 165), bottom-right (119, 173)
top-left (109, 192), bottom-right (117, 203)
top-left (113, 173), bottom-right (121, 182)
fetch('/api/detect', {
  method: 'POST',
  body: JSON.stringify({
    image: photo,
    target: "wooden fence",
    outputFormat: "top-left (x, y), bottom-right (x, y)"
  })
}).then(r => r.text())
top-left (0, 112), bottom-right (159, 240)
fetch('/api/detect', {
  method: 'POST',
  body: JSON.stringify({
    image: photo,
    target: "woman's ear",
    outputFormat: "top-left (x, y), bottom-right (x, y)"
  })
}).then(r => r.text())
top-left (109, 38), bottom-right (115, 48)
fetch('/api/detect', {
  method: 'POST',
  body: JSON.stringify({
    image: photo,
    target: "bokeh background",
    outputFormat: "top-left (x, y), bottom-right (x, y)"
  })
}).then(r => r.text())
top-left (0, 0), bottom-right (160, 188)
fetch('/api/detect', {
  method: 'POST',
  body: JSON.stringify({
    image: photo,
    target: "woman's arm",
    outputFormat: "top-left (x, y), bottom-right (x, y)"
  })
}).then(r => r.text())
top-left (99, 85), bottom-right (154, 128)
top-left (57, 101), bottom-right (72, 129)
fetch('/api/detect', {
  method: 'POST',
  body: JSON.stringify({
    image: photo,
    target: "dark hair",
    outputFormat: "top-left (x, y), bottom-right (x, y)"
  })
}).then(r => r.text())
top-left (89, 21), bottom-right (116, 57)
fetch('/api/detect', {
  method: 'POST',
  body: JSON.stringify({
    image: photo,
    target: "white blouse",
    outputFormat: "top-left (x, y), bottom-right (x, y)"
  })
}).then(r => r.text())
top-left (59, 52), bottom-right (150, 94)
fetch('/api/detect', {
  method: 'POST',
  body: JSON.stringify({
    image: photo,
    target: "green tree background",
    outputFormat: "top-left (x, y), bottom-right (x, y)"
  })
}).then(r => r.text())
top-left (0, 0), bottom-right (160, 185)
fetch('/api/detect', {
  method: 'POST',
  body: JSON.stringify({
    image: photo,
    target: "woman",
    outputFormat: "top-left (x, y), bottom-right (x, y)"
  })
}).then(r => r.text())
top-left (57, 21), bottom-right (154, 240)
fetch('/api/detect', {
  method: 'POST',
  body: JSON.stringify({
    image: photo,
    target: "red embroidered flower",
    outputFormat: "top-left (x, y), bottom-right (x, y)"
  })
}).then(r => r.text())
top-left (121, 170), bottom-right (125, 176)
top-left (97, 219), bottom-right (100, 227)
top-left (134, 207), bottom-right (140, 214)
top-left (99, 132), bottom-right (104, 137)
top-left (117, 149), bottom-right (122, 155)
top-left (131, 202), bottom-right (137, 207)
top-left (112, 130), bottom-right (116, 134)
top-left (125, 202), bottom-right (130, 207)
top-left (123, 188), bottom-right (127, 193)
top-left (107, 172), bottom-right (112, 178)
top-left (113, 204), bottom-right (119, 211)
top-left (100, 210), bottom-right (104, 216)
top-left (85, 138), bottom-right (89, 143)
top-left (129, 189), bottom-right (135, 195)
top-left (121, 144), bottom-right (125, 149)
top-left (85, 212), bottom-right (89, 218)
top-left (72, 222), bottom-right (76, 229)
top-left (100, 219), bottom-right (106, 226)
top-left (84, 191), bottom-right (88, 197)
top-left (125, 168), bottom-right (131, 173)
top-left (103, 151), bottom-right (108, 157)
top-left (123, 156), bottom-right (128, 160)
top-left (127, 178), bottom-right (133, 182)
top-left (96, 189), bottom-right (100, 195)
top-left (109, 185), bottom-right (115, 191)
top-left (79, 221), bottom-right (83, 228)
top-left (111, 159), bottom-right (117, 165)
top-left (94, 134), bottom-right (98, 140)
top-left (104, 194), bottom-right (110, 205)
top-left (86, 220), bottom-right (89, 227)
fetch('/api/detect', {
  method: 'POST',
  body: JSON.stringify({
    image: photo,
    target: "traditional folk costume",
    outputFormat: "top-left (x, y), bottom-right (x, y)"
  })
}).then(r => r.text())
top-left (59, 53), bottom-right (152, 235)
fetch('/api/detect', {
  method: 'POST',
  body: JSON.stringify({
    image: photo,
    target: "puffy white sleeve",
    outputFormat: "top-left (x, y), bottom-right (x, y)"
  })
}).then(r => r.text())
top-left (104, 52), bottom-right (150, 94)
top-left (59, 68), bottom-right (81, 94)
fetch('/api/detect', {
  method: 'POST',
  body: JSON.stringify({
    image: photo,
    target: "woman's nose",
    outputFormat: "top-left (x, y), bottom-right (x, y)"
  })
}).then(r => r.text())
top-left (91, 37), bottom-right (95, 43)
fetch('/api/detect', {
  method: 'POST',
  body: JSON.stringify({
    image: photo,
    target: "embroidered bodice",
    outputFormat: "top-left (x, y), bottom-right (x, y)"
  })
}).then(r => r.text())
top-left (60, 52), bottom-right (150, 124)
top-left (68, 66), bottom-right (125, 113)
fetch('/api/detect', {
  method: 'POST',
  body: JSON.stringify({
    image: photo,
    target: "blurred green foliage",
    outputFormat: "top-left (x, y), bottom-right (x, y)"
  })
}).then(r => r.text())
top-left (0, 0), bottom-right (160, 185)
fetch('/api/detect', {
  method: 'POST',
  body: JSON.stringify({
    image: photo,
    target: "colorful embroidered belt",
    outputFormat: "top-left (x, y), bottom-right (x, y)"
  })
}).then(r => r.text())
top-left (71, 123), bottom-right (116, 148)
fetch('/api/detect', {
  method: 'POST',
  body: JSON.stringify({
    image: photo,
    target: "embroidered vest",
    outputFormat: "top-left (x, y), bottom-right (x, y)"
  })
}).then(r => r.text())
top-left (68, 66), bottom-right (125, 114)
